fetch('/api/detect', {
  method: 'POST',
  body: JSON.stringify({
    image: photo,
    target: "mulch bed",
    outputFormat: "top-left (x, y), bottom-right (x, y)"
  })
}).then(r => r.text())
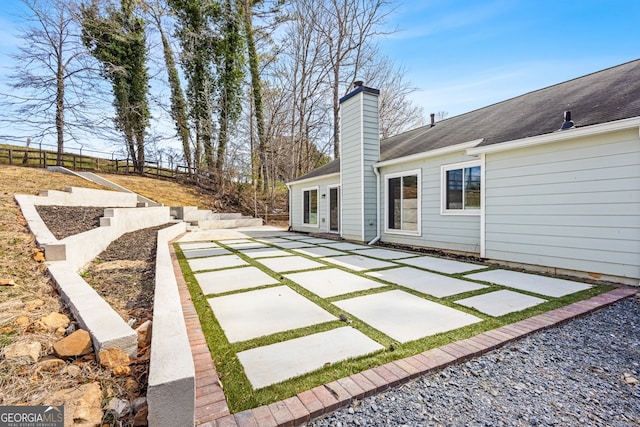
top-left (36, 205), bottom-right (175, 426)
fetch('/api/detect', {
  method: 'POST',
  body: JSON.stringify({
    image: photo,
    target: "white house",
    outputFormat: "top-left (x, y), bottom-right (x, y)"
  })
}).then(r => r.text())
top-left (287, 60), bottom-right (640, 285)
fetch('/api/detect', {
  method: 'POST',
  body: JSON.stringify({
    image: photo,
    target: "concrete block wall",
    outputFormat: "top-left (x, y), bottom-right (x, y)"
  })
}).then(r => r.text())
top-left (35, 186), bottom-right (138, 207)
top-left (147, 222), bottom-right (195, 427)
top-left (46, 206), bottom-right (171, 271)
top-left (46, 262), bottom-right (138, 356)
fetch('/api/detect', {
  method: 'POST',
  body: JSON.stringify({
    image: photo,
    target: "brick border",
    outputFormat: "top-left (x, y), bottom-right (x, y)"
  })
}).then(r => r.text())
top-left (173, 249), bottom-right (637, 427)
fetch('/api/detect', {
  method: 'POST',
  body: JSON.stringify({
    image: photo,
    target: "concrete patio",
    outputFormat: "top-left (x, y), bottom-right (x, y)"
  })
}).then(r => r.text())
top-left (172, 228), bottom-right (636, 427)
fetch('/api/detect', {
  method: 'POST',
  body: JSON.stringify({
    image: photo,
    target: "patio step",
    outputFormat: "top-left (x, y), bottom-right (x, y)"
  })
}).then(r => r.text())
top-left (171, 206), bottom-right (262, 229)
top-left (195, 217), bottom-right (264, 229)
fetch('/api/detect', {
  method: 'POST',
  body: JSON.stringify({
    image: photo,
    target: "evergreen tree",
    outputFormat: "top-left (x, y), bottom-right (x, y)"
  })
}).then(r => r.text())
top-left (81, 0), bottom-right (151, 174)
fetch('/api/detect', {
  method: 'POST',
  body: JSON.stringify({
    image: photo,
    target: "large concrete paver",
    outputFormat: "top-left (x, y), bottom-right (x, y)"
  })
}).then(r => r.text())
top-left (207, 286), bottom-right (336, 343)
top-left (367, 267), bottom-right (487, 297)
top-left (298, 237), bottom-right (340, 244)
top-left (293, 246), bottom-right (346, 258)
top-left (239, 247), bottom-right (293, 259)
top-left (323, 242), bottom-right (370, 251)
top-left (256, 255), bottom-right (326, 272)
top-left (179, 241), bottom-right (219, 250)
top-left (187, 254), bottom-right (247, 272)
top-left (285, 268), bottom-right (386, 298)
top-left (237, 327), bottom-right (384, 389)
top-left (400, 255), bottom-right (486, 274)
top-left (465, 269), bottom-right (591, 297)
top-left (182, 247), bottom-right (231, 258)
top-left (224, 241), bottom-right (269, 250)
top-left (352, 248), bottom-right (418, 260)
top-left (274, 241), bottom-right (316, 249)
top-left (456, 290), bottom-right (547, 316)
top-left (321, 255), bottom-right (397, 271)
top-left (334, 290), bottom-right (482, 343)
top-left (196, 266), bottom-right (279, 295)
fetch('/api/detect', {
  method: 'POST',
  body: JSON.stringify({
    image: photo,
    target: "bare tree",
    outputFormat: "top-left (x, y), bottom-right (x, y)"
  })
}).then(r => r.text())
top-left (360, 56), bottom-right (424, 138)
top-left (0, 0), bottom-right (109, 164)
top-left (311, 0), bottom-right (396, 158)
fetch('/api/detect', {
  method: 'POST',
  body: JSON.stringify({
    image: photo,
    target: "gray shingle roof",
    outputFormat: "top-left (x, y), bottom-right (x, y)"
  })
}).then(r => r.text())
top-left (293, 59), bottom-right (640, 182)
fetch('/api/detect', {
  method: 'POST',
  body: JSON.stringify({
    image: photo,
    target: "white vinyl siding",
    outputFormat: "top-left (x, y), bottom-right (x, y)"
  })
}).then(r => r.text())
top-left (340, 89), bottom-right (380, 242)
top-left (289, 174), bottom-right (340, 233)
top-left (484, 129), bottom-right (640, 280)
top-left (380, 152), bottom-right (481, 254)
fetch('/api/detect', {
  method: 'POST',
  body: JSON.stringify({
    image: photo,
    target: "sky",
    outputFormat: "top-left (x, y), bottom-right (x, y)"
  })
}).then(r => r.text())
top-left (0, 0), bottom-right (639, 150)
top-left (379, 0), bottom-right (640, 120)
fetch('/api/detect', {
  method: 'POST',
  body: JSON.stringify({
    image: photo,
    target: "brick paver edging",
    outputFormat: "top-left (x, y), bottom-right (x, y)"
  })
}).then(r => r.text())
top-left (170, 247), bottom-right (638, 427)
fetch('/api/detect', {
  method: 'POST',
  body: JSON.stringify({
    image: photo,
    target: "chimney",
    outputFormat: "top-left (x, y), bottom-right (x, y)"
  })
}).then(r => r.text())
top-left (339, 84), bottom-right (380, 242)
top-left (430, 113), bottom-right (436, 127)
top-left (559, 110), bottom-right (574, 130)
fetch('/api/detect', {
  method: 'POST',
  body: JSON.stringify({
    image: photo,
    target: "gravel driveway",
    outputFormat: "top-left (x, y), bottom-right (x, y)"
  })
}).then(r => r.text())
top-left (309, 296), bottom-right (640, 427)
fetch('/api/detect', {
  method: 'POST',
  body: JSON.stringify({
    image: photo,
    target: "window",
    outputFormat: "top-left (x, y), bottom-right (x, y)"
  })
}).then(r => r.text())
top-left (442, 162), bottom-right (481, 213)
top-left (302, 187), bottom-right (318, 226)
top-left (385, 170), bottom-right (420, 234)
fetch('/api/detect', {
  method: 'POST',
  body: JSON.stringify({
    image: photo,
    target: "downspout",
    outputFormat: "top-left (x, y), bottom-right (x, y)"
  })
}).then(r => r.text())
top-left (285, 183), bottom-right (292, 231)
top-left (368, 164), bottom-right (381, 245)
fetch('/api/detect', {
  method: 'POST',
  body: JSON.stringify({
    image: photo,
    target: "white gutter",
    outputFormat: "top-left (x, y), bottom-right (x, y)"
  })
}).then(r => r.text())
top-left (467, 117), bottom-right (640, 155)
top-left (367, 164), bottom-right (381, 245)
top-left (374, 139), bottom-right (483, 168)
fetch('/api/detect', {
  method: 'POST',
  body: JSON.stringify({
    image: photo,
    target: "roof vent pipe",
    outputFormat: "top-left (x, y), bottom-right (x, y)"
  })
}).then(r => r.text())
top-left (559, 110), bottom-right (574, 130)
top-left (430, 113), bottom-right (436, 127)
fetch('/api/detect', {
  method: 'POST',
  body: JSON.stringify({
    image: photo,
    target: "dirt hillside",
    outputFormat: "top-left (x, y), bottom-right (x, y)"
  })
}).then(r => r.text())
top-left (0, 165), bottom-right (231, 426)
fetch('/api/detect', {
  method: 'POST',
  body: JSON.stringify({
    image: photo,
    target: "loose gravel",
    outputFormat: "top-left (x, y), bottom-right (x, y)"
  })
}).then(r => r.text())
top-left (309, 296), bottom-right (640, 427)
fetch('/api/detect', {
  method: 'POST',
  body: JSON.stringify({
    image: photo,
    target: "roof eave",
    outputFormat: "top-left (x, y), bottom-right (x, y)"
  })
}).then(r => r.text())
top-left (467, 117), bottom-right (640, 155)
top-left (375, 139), bottom-right (484, 168)
top-left (286, 172), bottom-right (341, 187)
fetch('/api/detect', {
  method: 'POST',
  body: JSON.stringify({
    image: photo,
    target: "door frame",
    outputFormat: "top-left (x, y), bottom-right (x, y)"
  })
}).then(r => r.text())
top-left (327, 184), bottom-right (340, 233)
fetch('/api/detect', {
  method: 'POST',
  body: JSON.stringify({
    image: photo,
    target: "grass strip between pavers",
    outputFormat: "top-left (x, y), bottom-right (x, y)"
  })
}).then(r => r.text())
top-left (175, 239), bottom-right (614, 413)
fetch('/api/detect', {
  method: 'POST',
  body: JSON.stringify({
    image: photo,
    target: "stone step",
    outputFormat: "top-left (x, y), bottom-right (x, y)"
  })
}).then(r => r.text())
top-left (195, 217), bottom-right (264, 229)
top-left (171, 206), bottom-right (244, 222)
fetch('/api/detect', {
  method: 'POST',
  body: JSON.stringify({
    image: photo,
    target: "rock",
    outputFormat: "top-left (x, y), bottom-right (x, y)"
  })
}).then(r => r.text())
top-left (53, 329), bottom-right (93, 358)
top-left (24, 299), bottom-right (44, 311)
top-left (623, 373), bottom-right (639, 385)
top-left (124, 378), bottom-right (139, 394)
top-left (14, 315), bottom-right (30, 327)
top-left (0, 278), bottom-right (15, 286)
top-left (62, 364), bottom-right (82, 378)
top-left (113, 365), bottom-right (132, 377)
top-left (135, 320), bottom-right (152, 347)
top-left (107, 398), bottom-right (131, 419)
top-left (50, 382), bottom-right (103, 427)
top-left (131, 397), bottom-right (147, 413)
top-left (133, 404), bottom-right (148, 426)
top-left (30, 312), bottom-right (70, 333)
top-left (99, 347), bottom-right (131, 375)
top-left (3, 341), bottom-right (41, 363)
top-left (32, 248), bottom-right (45, 262)
top-left (37, 357), bottom-right (66, 373)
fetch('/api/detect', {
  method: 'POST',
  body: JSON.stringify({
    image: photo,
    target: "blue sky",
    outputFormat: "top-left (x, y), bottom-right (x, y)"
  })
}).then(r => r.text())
top-left (380, 1), bottom-right (640, 119)
top-left (0, 0), bottom-right (639, 141)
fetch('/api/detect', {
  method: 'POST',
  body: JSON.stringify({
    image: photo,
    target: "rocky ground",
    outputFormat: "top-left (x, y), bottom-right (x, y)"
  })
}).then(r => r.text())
top-left (2, 205), bottom-right (168, 427)
top-left (309, 296), bottom-right (640, 427)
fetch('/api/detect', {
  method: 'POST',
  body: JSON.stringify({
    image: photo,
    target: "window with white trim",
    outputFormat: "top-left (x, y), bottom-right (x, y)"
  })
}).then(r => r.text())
top-left (385, 170), bottom-right (420, 234)
top-left (302, 187), bottom-right (319, 226)
top-left (442, 162), bottom-right (481, 213)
